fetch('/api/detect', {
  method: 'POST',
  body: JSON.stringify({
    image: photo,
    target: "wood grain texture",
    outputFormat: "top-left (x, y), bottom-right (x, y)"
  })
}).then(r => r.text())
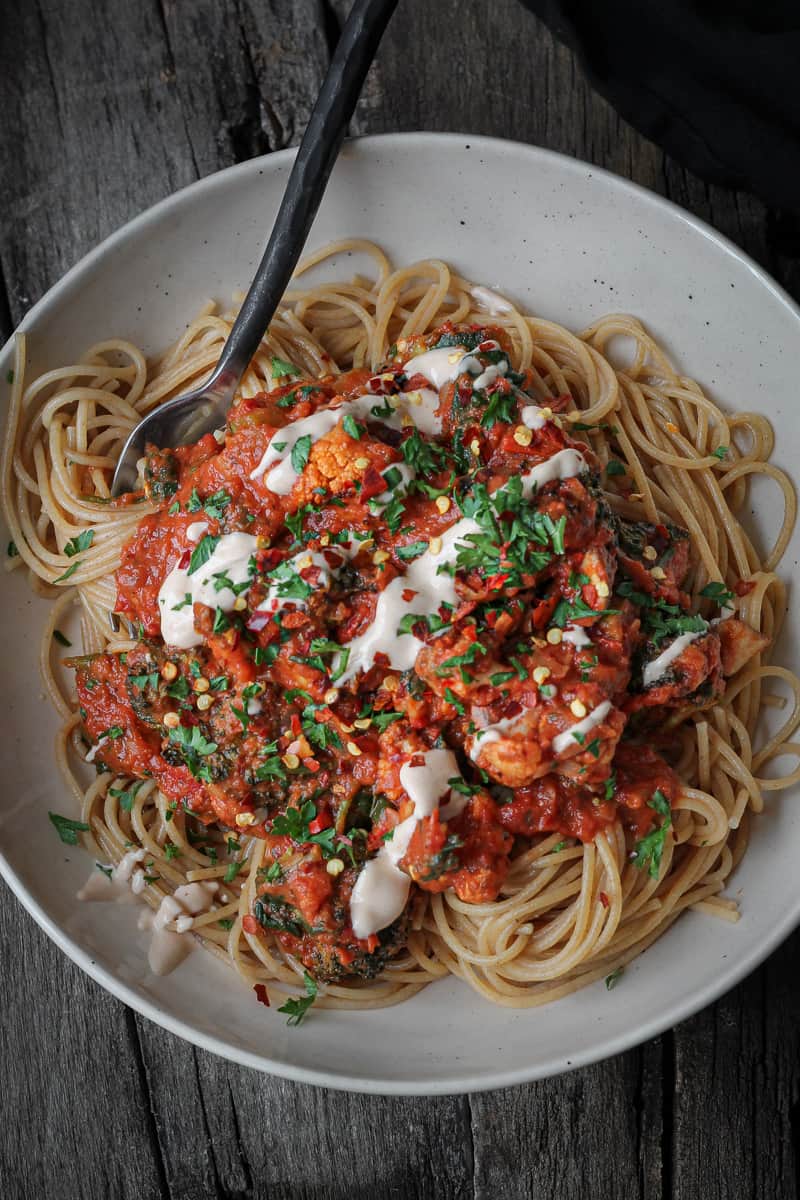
top-left (2, 1), bottom-right (800, 1198)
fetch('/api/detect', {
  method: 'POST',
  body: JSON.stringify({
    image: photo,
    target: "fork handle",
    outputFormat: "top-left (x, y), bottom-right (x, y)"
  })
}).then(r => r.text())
top-left (209, 0), bottom-right (399, 395)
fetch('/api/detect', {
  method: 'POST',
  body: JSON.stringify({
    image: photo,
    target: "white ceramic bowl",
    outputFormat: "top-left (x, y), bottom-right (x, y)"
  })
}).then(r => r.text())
top-left (1, 133), bottom-right (798, 1095)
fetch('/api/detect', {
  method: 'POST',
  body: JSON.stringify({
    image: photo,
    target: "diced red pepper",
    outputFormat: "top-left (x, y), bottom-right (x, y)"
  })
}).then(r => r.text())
top-left (308, 811), bottom-right (333, 835)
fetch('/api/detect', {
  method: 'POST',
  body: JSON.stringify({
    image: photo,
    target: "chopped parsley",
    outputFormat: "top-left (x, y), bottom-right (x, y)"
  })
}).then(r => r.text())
top-left (605, 967), bottom-right (625, 990)
top-left (54, 561), bottom-right (80, 583)
top-left (278, 971), bottom-right (318, 1026)
top-left (272, 356), bottom-right (299, 378)
top-left (166, 676), bottom-right (191, 700)
top-left (342, 414), bottom-right (364, 440)
top-left (700, 581), bottom-right (734, 606)
top-left (212, 607), bottom-right (230, 634)
top-left (64, 530), bottom-right (94, 557)
top-left (480, 390), bottom-right (516, 428)
top-left (49, 811), bottom-right (90, 845)
top-left (453, 475), bottom-right (566, 587)
top-left (204, 489), bottom-right (231, 520)
top-left (401, 427), bottom-right (447, 475)
top-left (551, 595), bottom-right (610, 628)
top-left (107, 777), bottom-right (143, 816)
top-left (631, 790), bottom-right (672, 878)
top-left (168, 723), bottom-right (218, 781)
top-left (188, 534), bottom-right (220, 575)
top-left (290, 435), bottom-right (312, 473)
top-left (396, 540), bottom-right (428, 562)
top-left (223, 859), bottom-right (243, 883)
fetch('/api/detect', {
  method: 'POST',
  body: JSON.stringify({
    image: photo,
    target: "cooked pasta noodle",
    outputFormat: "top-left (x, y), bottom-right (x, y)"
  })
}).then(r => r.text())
top-left (4, 240), bottom-right (798, 1010)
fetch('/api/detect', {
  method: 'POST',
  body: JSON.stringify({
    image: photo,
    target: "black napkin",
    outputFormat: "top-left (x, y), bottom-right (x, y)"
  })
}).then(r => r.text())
top-left (519, 0), bottom-right (800, 212)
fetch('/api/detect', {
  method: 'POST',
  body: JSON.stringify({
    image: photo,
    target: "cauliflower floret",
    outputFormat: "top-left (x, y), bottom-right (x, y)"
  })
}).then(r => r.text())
top-left (292, 425), bottom-right (398, 506)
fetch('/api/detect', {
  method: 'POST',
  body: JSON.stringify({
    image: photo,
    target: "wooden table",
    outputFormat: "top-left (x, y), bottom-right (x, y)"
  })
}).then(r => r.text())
top-left (1, 2), bottom-right (798, 1196)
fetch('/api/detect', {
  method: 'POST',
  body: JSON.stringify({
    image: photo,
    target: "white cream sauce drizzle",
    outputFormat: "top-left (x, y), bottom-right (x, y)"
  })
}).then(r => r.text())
top-left (85, 736), bottom-right (108, 764)
top-left (350, 748), bottom-right (466, 939)
top-left (642, 629), bottom-right (705, 688)
top-left (551, 699), bottom-right (613, 756)
top-left (402, 346), bottom-right (468, 390)
top-left (248, 339), bottom-right (534, 499)
top-left (254, 549), bottom-right (340, 617)
top-left (186, 521), bottom-right (208, 543)
top-left (563, 624), bottom-right (592, 648)
top-left (469, 285), bottom-right (514, 316)
top-left (468, 709), bottom-right (529, 762)
top-left (158, 531), bottom-right (259, 648)
top-left (520, 403), bottom-right (548, 431)
top-left (337, 448), bottom-right (588, 684)
top-left (470, 698), bottom-right (615, 763)
top-left (78, 861), bottom-right (219, 976)
top-left (77, 849), bottom-right (146, 903)
top-left (140, 881), bottom-right (219, 976)
top-left (249, 389), bottom-right (443, 494)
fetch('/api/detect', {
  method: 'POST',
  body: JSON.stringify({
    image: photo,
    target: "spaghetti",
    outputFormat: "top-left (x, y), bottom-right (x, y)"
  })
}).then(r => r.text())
top-left (4, 241), bottom-right (799, 1013)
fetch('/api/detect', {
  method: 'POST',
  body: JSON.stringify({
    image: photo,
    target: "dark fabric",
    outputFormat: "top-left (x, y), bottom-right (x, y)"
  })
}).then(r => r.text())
top-left (518, 0), bottom-right (800, 211)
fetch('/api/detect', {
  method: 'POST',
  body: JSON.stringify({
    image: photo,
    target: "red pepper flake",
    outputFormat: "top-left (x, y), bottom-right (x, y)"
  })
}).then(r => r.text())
top-left (308, 811), bottom-right (332, 835)
top-left (478, 339), bottom-right (497, 351)
top-left (177, 549), bottom-right (191, 570)
top-left (242, 915), bottom-right (259, 935)
top-left (486, 572), bottom-right (510, 591)
top-left (305, 758), bottom-right (321, 774)
top-left (282, 611), bottom-right (308, 629)
top-left (360, 466), bottom-right (386, 500)
top-left (257, 548), bottom-right (283, 572)
top-left (253, 983), bottom-right (270, 1007)
top-left (599, 891), bottom-right (610, 909)
top-left (735, 579), bottom-right (756, 597)
top-left (366, 372), bottom-right (400, 395)
top-left (402, 588), bottom-right (418, 602)
top-left (404, 372), bottom-right (428, 390)
top-left (290, 713), bottom-right (302, 737)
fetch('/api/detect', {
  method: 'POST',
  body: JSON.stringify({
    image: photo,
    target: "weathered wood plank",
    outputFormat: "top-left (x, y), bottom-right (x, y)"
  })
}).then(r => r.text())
top-left (157, 0), bottom-right (328, 176)
top-left (133, 1019), bottom-right (474, 1200)
top-left (671, 929), bottom-right (800, 1200)
top-left (0, 2), bottom-right (200, 1195)
top-left (0, 0), bottom-right (197, 321)
top-left (469, 1042), bottom-right (664, 1200)
top-left (0, 883), bottom-right (166, 1200)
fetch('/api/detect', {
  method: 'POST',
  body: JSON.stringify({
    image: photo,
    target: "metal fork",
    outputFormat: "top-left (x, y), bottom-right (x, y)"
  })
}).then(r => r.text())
top-left (110, 0), bottom-right (398, 497)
